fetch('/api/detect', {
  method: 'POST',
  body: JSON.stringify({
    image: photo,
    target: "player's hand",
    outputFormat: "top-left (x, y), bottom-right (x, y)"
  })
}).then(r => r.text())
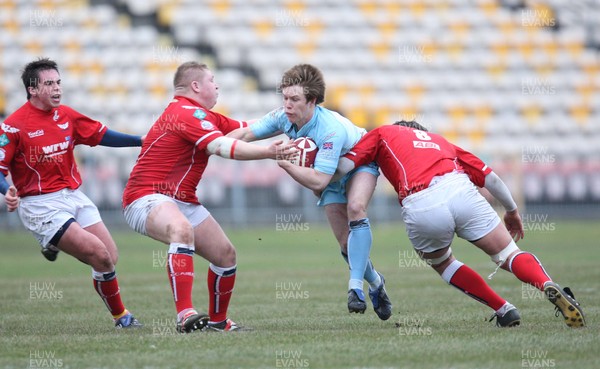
top-left (504, 209), bottom-right (524, 241)
top-left (269, 139), bottom-right (297, 161)
top-left (140, 134), bottom-right (146, 145)
top-left (5, 186), bottom-right (19, 212)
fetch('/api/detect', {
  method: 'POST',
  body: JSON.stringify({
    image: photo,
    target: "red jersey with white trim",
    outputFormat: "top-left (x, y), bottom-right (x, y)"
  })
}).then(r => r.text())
top-left (122, 96), bottom-right (247, 207)
top-left (0, 101), bottom-right (107, 197)
top-left (345, 125), bottom-right (492, 202)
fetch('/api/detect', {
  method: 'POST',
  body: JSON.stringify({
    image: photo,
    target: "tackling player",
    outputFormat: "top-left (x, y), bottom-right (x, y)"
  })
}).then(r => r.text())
top-left (336, 120), bottom-right (585, 328)
top-left (122, 62), bottom-right (296, 333)
top-left (0, 58), bottom-right (143, 328)
top-left (228, 64), bottom-right (392, 320)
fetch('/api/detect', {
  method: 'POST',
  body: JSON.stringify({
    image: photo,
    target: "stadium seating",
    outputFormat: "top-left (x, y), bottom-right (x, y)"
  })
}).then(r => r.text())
top-left (0, 0), bottom-right (598, 209)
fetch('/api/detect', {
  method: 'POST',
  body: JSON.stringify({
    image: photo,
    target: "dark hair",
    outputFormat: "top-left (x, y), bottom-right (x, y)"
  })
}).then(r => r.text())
top-left (393, 120), bottom-right (429, 132)
top-left (280, 64), bottom-right (325, 104)
top-left (21, 58), bottom-right (59, 99)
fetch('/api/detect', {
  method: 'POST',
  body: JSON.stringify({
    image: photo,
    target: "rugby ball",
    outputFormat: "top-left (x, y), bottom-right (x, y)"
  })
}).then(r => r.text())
top-left (290, 137), bottom-right (318, 168)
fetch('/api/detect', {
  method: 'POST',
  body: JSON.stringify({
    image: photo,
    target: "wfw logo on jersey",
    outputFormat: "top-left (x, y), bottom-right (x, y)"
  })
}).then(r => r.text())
top-left (53, 110), bottom-right (59, 121)
top-left (1, 122), bottom-right (19, 133)
top-left (42, 141), bottom-right (69, 156)
top-left (57, 121), bottom-right (69, 130)
top-left (28, 129), bottom-right (45, 138)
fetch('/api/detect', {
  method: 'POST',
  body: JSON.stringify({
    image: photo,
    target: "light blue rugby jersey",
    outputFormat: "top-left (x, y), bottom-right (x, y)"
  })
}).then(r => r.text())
top-left (250, 106), bottom-right (366, 175)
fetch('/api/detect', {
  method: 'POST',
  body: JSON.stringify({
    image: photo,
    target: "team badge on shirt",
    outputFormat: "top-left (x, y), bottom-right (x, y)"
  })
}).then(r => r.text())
top-left (323, 141), bottom-right (333, 150)
top-left (57, 121), bottom-right (69, 130)
top-left (201, 120), bottom-right (214, 130)
top-left (0, 134), bottom-right (9, 147)
top-left (193, 109), bottom-right (207, 120)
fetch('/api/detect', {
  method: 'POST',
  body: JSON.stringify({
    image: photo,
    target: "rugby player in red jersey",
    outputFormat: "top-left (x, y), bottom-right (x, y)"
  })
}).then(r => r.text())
top-left (0, 58), bottom-right (143, 328)
top-left (335, 120), bottom-right (585, 328)
top-left (122, 62), bottom-right (295, 333)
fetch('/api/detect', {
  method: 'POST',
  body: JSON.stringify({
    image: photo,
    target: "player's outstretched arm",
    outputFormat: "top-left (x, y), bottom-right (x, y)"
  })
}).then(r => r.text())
top-left (207, 137), bottom-right (296, 161)
top-left (99, 129), bottom-right (143, 147)
top-left (277, 160), bottom-right (333, 192)
top-left (484, 171), bottom-right (524, 241)
top-left (226, 126), bottom-right (258, 142)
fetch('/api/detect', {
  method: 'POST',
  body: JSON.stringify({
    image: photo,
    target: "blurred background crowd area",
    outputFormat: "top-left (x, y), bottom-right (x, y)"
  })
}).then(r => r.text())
top-left (0, 0), bottom-right (599, 227)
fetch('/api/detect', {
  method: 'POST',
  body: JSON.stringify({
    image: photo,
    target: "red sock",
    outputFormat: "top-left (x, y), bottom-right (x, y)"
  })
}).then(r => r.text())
top-left (93, 277), bottom-right (126, 318)
top-left (449, 265), bottom-right (506, 311)
top-left (509, 252), bottom-right (552, 290)
top-left (167, 253), bottom-right (195, 314)
top-left (207, 265), bottom-right (236, 323)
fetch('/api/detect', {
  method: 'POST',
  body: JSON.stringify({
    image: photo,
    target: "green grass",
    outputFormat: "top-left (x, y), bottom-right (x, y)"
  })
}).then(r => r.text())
top-left (0, 221), bottom-right (598, 369)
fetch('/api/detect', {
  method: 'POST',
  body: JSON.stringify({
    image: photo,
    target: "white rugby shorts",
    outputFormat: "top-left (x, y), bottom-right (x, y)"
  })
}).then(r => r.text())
top-left (18, 189), bottom-right (102, 248)
top-left (123, 193), bottom-right (210, 236)
top-left (401, 172), bottom-right (500, 253)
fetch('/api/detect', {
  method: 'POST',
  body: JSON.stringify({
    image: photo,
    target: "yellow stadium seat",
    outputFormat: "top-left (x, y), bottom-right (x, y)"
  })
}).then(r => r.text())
top-left (307, 20), bottom-right (324, 37)
top-left (210, 0), bottom-right (231, 17)
top-left (358, 84), bottom-right (375, 101)
top-left (486, 63), bottom-right (507, 79)
top-left (24, 40), bottom-right (43, 55)
top-left (383, 2), bottom-right (402, 18)
top-left (564, 41), bottom-right (584, 58)
top-left (378, 21), bottom-right (396, 40)
top-left (472, 104), bottom-right (493, 123)
top-left (533, 63), bottom-right (555, 77)
top-left (347, 107), bottom-right (368, 127)
top-left (447, 105), bottom-right (467, 123)
top-left (576, 83), bottom-right (595, 101)
top-left (374, 107), bottom-right (392, 128)
top-left (398, 105), bottom-right (420, 123)
top-left (445, 42), bottom-right (465, 62)
top-left (369, 42), bottom-right (391, 60)
top-left (518, 41), bottom-right (535, 60)
top-left (440, 129), bottom-right (458, 143)
top-left (490, 42), bottom-right (510, 60)
top-left (569, 104), bottom-right (591, 124)
top-left (409, 2), bottom-right (426, 18)
top-left (449, 21), bottom-right (470, 39)
top-left (540, 39), bottom-right (559, 58)
top-left (253, 19), bottom-right (274, 39)
top-left (521, 104), bottom-right (542, 124)
top-left (469, 129), bottom-right (485, 146)
top-left (329, 85), bottom-right (349, 108)
top-left (480, 0), bottom-right (499, 17)
top-left (358, 2), bottom-right (377, 16)
top-left (285, 1), bottom-right (305, 13)
top-left (158, 4), bottom-right (176, 27)
top-left (405, 83), bottom-right (425, 101)
top-left (296, 41), bottom-right (316, 57)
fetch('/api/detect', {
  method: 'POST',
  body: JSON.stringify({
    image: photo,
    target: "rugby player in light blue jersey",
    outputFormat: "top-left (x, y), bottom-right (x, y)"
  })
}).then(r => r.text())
top-left (228, 64), bottom-right (392, 320)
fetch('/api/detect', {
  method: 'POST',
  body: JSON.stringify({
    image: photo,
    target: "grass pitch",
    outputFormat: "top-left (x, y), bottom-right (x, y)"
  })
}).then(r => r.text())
top-left (0, 220), bottom-right (598, 369)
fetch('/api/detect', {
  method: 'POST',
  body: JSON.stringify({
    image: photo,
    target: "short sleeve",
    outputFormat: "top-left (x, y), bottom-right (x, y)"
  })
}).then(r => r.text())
top-left (454, 144), bottom-right (492, 187)
top-left (250, 108), bottom-right (284, 139)
top-left (343, 130), bottom-right (379, 169)
top-left (63, 106), bottom-right (107, 146)
top-left (0, 123), bottom-right (18, 176)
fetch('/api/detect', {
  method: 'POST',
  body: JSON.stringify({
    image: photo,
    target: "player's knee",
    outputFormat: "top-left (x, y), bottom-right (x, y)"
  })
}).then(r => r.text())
top-left (490, 240), bottom-right (520, 268)
top-left (346, 201), bottom-right (367, 220)
top-left (89, 246), bottom-right (114, 271)
top-left (166, 221), bottom-right (194, 244)
top-left (219, 243), bottom-right (236, 266)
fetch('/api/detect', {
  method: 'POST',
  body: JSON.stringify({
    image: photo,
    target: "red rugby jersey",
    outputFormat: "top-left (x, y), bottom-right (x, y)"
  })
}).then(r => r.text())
top-left (345, 125), bottom-right (492, 202)
top-left (0, 101), bottom-right (106, 197)
top-left (122, 96), bottom-right (246, 207)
